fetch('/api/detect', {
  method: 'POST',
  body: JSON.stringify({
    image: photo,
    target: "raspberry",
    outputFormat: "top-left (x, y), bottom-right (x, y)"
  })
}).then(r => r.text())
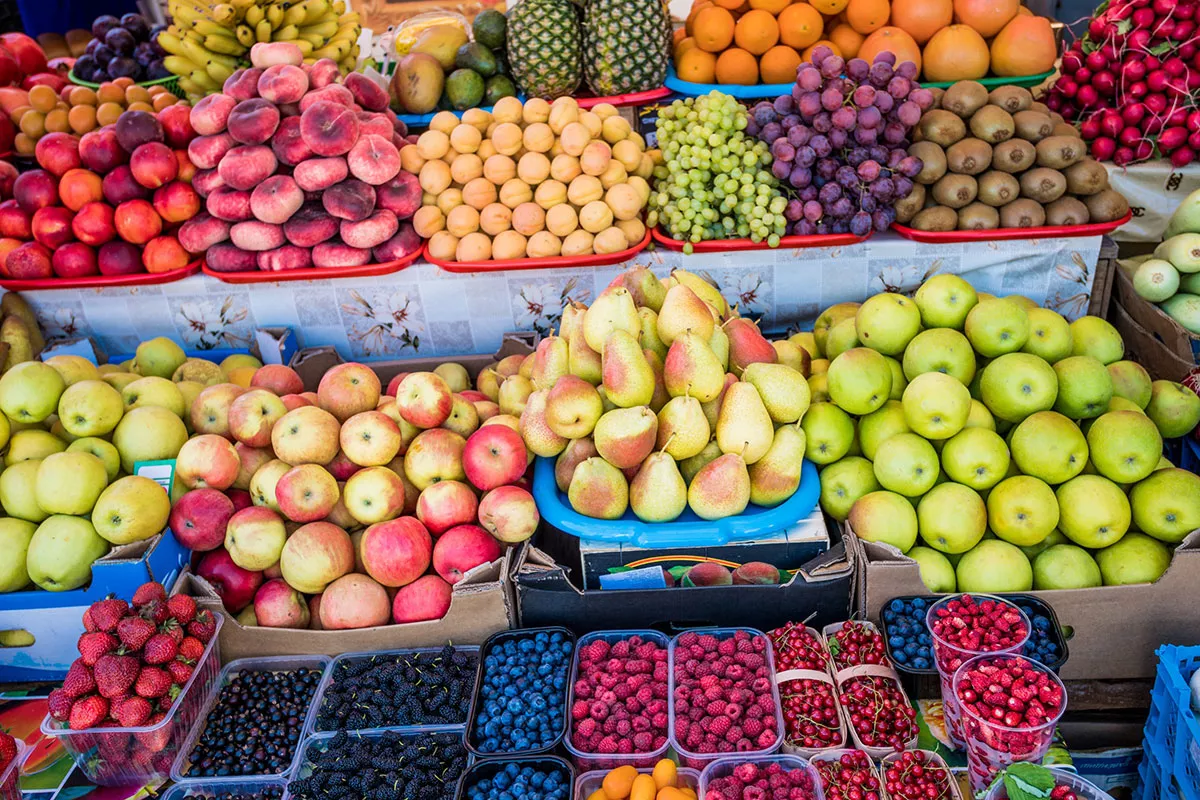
top-left (710, 715), bottom-right (732, 737)
top-left (572, 700), bottom-right (589, 720)
top-left (633, 732), bottom-right (654, 751)
top-left (584, 640), bottom-right (610, 661)
top-left (577, 718), bottom-right (597, 738)
top-left (743, 718), bottom-right (765, 738)
top-left (597, 736), bottom-right (618, 754)
top-left (589, 701), bottom-right (610, 721)
top-left (699, 674), bottom-right (720, 690)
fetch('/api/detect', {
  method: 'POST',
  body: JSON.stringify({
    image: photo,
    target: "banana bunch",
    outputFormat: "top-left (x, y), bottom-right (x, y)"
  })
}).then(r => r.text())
top-left (157, 0), bottom-right (361, 99)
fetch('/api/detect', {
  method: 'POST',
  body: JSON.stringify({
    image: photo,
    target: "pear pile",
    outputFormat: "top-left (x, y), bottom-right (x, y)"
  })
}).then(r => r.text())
top-left (514, 266), bottom-right (813, 523)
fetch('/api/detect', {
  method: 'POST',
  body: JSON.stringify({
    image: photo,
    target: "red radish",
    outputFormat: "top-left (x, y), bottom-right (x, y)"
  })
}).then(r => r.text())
top-left (1086, 51), bottom-right (1108, 71)
top-left (1114, 146), bottom-right (1135, 165)
top-left (1128, 80), bottom-right (1149, 99)
top-left (1136, 140), bottom-right (1155, 160)
top-left (1172, 147), bottom-right (1195, 167)
top-left (1160, 126), bottom-right (1189, 150)
top-left (1122, 103), bottom-right (1147, 125)
top-left (1081, 116), bottom-right (1103, 138)
top-left (1148, 69), bottom-right (1169, 91)
top-left (1129, 28), bottom-right (1152, 50)
top-left (1102, 112), bottom-right (1125, 137)
top-left (1058, 77), bottom-right (1079, 97)
top-left (1046, 94), bottom-right (1064, 111)
top-left (1187, 109), bottom-right (1200, 128)
top-left (1093, 70), bottom-right (1116, 95)
top-left (1092, 137), bottom-right (1117, 160)
top-left (1119, 125), bottom-right (1142, 146)
top-left (1145, 55), bottom-right (1162, 71)
top-left (1187, 130), bottom-right (1200, 149)
top-left (1076, 67), bottom-right (1093, 83)
top-left (1123, 60), bottom-right (1147, 83)
top-left (1078, 85), bottom-right (1100, 107)
top-left (1168, 107), bottom-right (1189, 126)
top-left (1146, 92), bottom-right (1168, 113)
top-left (1154, 0), bottom-right (1173, 15)
top-left (1064, 51), bottom-right (1085, 72)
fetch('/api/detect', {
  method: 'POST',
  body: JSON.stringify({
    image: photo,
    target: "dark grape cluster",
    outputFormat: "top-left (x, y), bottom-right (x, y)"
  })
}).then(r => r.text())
top-left (75, 14), bottom-right (170, 83)
top-left (748, 46), bottom-right (931, 237)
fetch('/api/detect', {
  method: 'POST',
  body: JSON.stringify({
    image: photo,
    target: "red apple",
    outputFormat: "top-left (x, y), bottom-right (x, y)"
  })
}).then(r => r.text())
top-left (463, 425), bottom-right (527, 491)
top-left (319, 573), bottom-right (391, 630)
top-left (359, 516), bottom-right (432, 587)
top-left (478, 485), bottom-right (539, 544)
top-left (253, 578), bottom-right (310, 628)
top-left (414, 480), bottom-right (478, 536)
top-left (169, 488), bottom-right (235, 551)
top-left (392, 574), bottom-right (453, 623)
top-left (196, 547), bottom-right (264, 613)
top-left (432, 524), bottom-right (502, 584)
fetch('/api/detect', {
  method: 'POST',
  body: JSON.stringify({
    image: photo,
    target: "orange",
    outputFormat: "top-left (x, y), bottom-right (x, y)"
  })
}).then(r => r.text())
top-left (952, 0), bottom-right (1017, 37)
top-left (828, 23), bottom-right (865, 56)
top-left (675, 35), bottom-right (700, 57)
top-left (801, 39), bottom-right (843, 61)
top-left (810, 0), bottom-right (849, 16)
top-left (685, 2), bottom-right (712, 35)
top-left (715, 47), bottom-right (759, 83)
top-left (922, 24), bottom-right (988, 80)
top-left (760, 45), bottom-right (803, 82)
top-left (694, 6), bottom-right (737, 51)
top-left (749, 0), bottom-right (791, 13)
top-left (677, 47), bottom-right (719, 82)
top-left (845, 0), bottom-right (889, 34)
top-left (890, 0), bottom-right (951, 43)
top-left (714, 0), bottom-right (743, 12)
top-left (1016, 6), bottom-right (1032, 14)
top-left (778, 3), bottom-right (824, 48)
top-left (989, 14), bottom-right (1055, 75)
top-left (674, 27), bottom-right (688, 46)
top-left (735, 9), bottom-right (781, 54)
top-left (858, 26), bottom-right (921, 72)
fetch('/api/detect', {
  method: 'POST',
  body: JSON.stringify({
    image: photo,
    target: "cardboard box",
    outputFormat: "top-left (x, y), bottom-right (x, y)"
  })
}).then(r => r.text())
top-left (1110, 264), bottom-right (1199, 379)
top-left (1110, 301), bottom-right (1197, 383)
top-left (848, 526), bottom-right (1200, 681)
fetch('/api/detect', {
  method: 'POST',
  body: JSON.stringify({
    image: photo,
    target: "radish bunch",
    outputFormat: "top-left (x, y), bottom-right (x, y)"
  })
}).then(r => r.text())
top-left (1045, 0), bottom-right (1200, 166)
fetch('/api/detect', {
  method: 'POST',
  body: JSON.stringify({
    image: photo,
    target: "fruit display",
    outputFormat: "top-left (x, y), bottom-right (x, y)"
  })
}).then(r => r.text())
top-left (814, 751), bottom-right (881, 800)
top-left (184, 42), bottom-right (420, 273)
top-left (156, 0), bottom-right (362, 101)
top-left (287, 730), bottom-right (467, 800)
top-left (896, 80), bottom-right (1130, 232)
top-left (826, 622), bottom-right (917, 749)
top-left (414, 96), bottom-right (653, 262)
top-left (567, 633), bottom-right (669, 763)
top-left (73, 14), bottom-right (171, 84)
top-left (181, 789), bottom-right (282, 800)
top-left (521, 266), bottom-right (812, 522)
top-left (1131, 195), bottom-right (1200, 335)
top-left (582, 759), bottom-right (695, 800)
top-left (767, 623), bottom-right (846, 751)
top-left (461, 761), bottom-right (571, 800)
top-left (807, 276), bottom-right (1200, 593)
top-left (881, 751), bottom-right (955, 800)
top-left (704, 760), bottom-right (820, 799)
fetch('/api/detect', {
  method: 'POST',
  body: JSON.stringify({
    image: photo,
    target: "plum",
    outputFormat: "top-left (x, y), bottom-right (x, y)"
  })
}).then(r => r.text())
top-left (121, 13), bottom-right (150, 40)
top-left (92, 15), bottom-right (121, 40)
top-left (105, 27), bottom-right (136, 55)
top-left (107, 57), bottom-right (139, 80)
top-left (115, 110), bottom-right (164, 152)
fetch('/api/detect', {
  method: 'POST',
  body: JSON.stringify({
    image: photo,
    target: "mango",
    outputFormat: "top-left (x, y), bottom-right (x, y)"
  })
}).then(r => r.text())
top-left (391, 53), bottom-right (444, 115)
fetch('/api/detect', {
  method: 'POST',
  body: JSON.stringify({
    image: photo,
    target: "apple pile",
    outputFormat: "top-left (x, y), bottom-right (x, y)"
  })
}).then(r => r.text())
top-left (0, 103), bottom-right (204, 281)
top-left (187, 41), bottom-right (421, 274)
top-left (174, 357), bottom-right (537, 631)
top-left (803, 277), bottom-right (1200, 592)
top-left (517, 265), bottom-right (812, 522)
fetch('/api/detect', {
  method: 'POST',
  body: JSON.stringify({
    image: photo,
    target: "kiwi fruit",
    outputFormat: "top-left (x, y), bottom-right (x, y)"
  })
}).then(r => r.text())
top-left (932, 174), bottom-right (979, 209)
top-left (991, 139), bottom-right (1037, 173)
top-left (942, 81), bottom-right (989, 119)
top-left (1085, 189), bottom-right (1131, 223)
top-left (946, 138), bottom-right (993, 175)
top-left (1045, 196), bottom-right (1090, 226)
top-left (1030, 101), bottom-right (1052, 115)
top-left (1012, 111), bottom-right (1054, 142)
top-left (989, 86), bottom-right (1033, 114)
top-left (1063, 158), bottom-right (1109, 195)
top-left (909, 141), bottom-right (947, 184)
top-left (1000, 198), bottom-right (1047, 228)
top-left (911, 205), bottom-right (958, 231)
top-left (895, 183), bottom-right (926, 223)
top-left (928, 87), bottom-right (945, 109)
top-left (1036, 135), bottom-right (1086, 169)
top-left (977, 170), bottom-right (1021, 207)
top-left (958, 202), bottom-right (1000, 230)
top-left (1051, 122), bottom-right (1079, 138)
top-left (969, 105), bottom-right (1015, 144)
top-left (1049, 112), bottom-right (1066, 125)
top-left (1020, 167), bottom-right (1067, 203)
top-left (919, 110), bottom-right (967, 147)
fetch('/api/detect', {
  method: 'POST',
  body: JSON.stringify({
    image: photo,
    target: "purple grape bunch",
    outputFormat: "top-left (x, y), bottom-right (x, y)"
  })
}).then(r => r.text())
top-left (747, 46), bottom-right (934, 238)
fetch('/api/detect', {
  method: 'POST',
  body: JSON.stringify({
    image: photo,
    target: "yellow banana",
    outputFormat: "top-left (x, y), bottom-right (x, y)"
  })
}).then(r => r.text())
top-left (205, 34), bottom-right (247, 55)
top-left (231, 0), bottom-right (255, 9)
top-left (211, 4), bottom-right (238, 25)
top-left (164, 55), bottom-right (203, 75)
top-left (194, 19), bottom-right (236, 36)
top-left (184, 29), bottom-right (206, 45)
top-left (337, 12), bottom-right (359, 23)
top-left (266, 5), bottom-right (284, 28)
top-left (299, 33), bottom-right (325, 47)
top-left (178, 76), bottom-right (203, 94)
top-left (302, 0), bottom-right (329, 24)
top-left (293, 39), bottom-right (313, 55)
top-left (202, 47), bottom-right (241, 67)
top-left (300, 19), bottom-right (337, 37)
top-left (283, 2), bottom-right (307, 26)
top-left (313, 39), bottom-right (349, 59)
top-left (274, 24), bottom-right (299, 40)
top-left (302, 56), bottom-right (317, 65)
top-left (172, 4), bottom-right (202, 24)
top-left (245, 5), bottom-right (264, 25)
top-left (156, 31), bottom-right (186, 55)
top-left (332, 1), bottom-right (346, 13)
top-left (256, 20), bottom-right (273, 41)
top-left (180, 36), bottom-right (213, 64)
top-left (206, 60), bottom-right (235, 83)
top-left (235, 24), bottom-right (254, 46)
top-left (190, 69), bottom-right (220, 91)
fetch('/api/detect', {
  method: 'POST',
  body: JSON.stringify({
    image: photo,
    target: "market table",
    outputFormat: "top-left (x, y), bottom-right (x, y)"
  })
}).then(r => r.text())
top-left (12, 231), bottom-right (1106, 362)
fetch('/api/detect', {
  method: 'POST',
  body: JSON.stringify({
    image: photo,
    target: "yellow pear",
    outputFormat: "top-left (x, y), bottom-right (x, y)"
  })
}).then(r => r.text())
top-left (716, 382), bottom-right (774, 464)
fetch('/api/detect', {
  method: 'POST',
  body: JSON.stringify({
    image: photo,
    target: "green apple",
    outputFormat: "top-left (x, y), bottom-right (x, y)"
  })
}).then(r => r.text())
top-left (848, 490), bottom-right (918, 552)
top-left (807, 373), bottom-right (829, 403)
top-left (57, 379), bottom-right (125, 438)
top-left (1069, 315), bottom-right (1124, 365)
top-left (940, 427), bottom-right (1010, 490)
top-left (979, 353), bottom-right (1058, 423)
top-left (1009, 411), bottom-right (1087, 484)
top-left (1107, 360), bottom-right (1153, 408)
top-left (1052, 356), bottom-right (1113, 419)
top-left (68, 438), bottom-right (121, 482)
top-left (36, 452), bottom-right (108, 515)
top-left (135, 337), bottom-right (187, 379)
top-left (789, 331), bottom-right (818, 359)
top-left (855, 293), bottom-right (922, 356)
top-left (5, 429), bottom-right (65, 467)
top-left (43, 355), bottom-right (100, 387)
top-left (122, 376), bottom-right (186, 417)
top-left (1021, 308), bottom-right (1074, 364)
top-left (92, 475), bottom-right (172, 545)
top-left (800, 402), bottom-right (855, 465)
top-left (883, 356), bottom-right (906, 400)
top-left (102, 372), bottom-right (140, 393)
top-left (1095, 532), bottom-right (1171, 586)
top-left (1156, 454), bottom-right (1174, 470)
top-left (955, 539), bottom-right (1033, 592)
top-left (827, 348), bottom-right (892, 416)
top-left (0, 517), bottom-right (36, 591)
top-left (818, 456), bottom-right (880, 521)
top-left (1107, 396), bottom-right (1146, 414)
top-left (1130, 468), bottom-right (1200, 543)
top-left (873, 432), bottom-right (939, 497)
top-left (0, 361), bottom-right (66, 424)
top-left (913, 273), bottom-right (978, 329)
top-left (1145, 379), bottom-right (1200, 438)
top-left (965, 400), bottom-right (996, 431)
top-left (917, 482), bottom-right (986, 553)
top-left (0, 459), bottom-right (46, 522)
top-left (902, 329), bottom-right (976, 385)
top-left (1005, 295), bottom-right (1038, 311)
top-left (965, 298), bottom-right (1030, 357)
top-left (1032, 544), bottom-right (1102, 589)
top-left (1086, 410), bottom-right (1162, 484)
top-left (1055, 474), bottom-right (1131, 548)
top-left (813, 302), bottom-right (860, 356)
top-left (908, 546), bottom-right (957, 592)
top-left (902, 372), bottom-right (971, 440)
top-left (824, 318), bottom-right (861, 360)
top-left (1019, 528), bottom-right (1068, 560)
top-left (858, 400), bottom-right (910, 461)
top-left (112, 406), bottom-right (189, 473)
top-left (26, 515), bottom-right (110, 591)
top-left (987, 475), bottom-right (1059, 546)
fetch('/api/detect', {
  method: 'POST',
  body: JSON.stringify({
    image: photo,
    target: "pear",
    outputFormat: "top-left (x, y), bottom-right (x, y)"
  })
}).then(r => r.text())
top-left (583, 286), bottom-right (640, 353)
top-left (568, 321), bottom-right (603, 385)
top-left (601, 331), bottom-right (655, 408)
top-left (518, 389), bottom-right (568, 457)
top-left (1, 293), bottom-right (43, 352)
top-left (772, 341), bottom-right (811, 375)
top-left (495, 354), bottom-right (526, 378)
top-left (630, 451), bottom-right (687, 522)
top-left (530, 336), bottom-right (569, 391)
top-left (498, 374), bottom-right (533, 416)
top-left (672, 269), bottom-right (729, 318)
top-left (477, 368), bottom-right (502, 401)
top-left (593, 406), bottom-right (658, 469)
top-left (749, 423), bottom-right (806, 506)
top-left (518, 353), bottom-right (535, 379)
top-left (622, 265), bottom-right (667, 312)
top-left (742, 363), bottom-right (811, 423)
top-left (638, 307), bottom-right (668, 360)
top-left (545, 375), bottom-right (603, 439)
top-left (559, 301), bottom-right (584, 341)
top-left (645, 350), bottom-right (670, 412)
top-left (0, 317), bottom-right (33, 371)
top-left (597, 386), bottom-right (618, 413)
top-left (680, 438), bottom-right (723, 483)
top-left (555, 437), bottom-right (599, 492)
top-left (568, 457), bottom-right (629, 519)
top-left (716, 382), bottom-right (774, 464)
top-left (790, 331), bottom-right (819, 359)
top-left (688, 453), bottom-right (751, 519)
top-left (709, 326), bottom-right (730, 370)
top-left (725, 318), bottom-right (778, 376)
top-left (657, 395), bottom-right (710, 460)
top-left (657, 285), bottom-right (715, 346)
top-left (663, 333), bottom-right (725, 402)
top-left (702, 373), bottom-right (738, 430)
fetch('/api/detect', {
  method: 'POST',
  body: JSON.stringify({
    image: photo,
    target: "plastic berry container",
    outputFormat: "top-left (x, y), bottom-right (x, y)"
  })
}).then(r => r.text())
top-left (981, 768), bottom-right (1114, 800)
top-left (306, 646), bottom-right (480, 737)
top-left (171, 655), bottom-right (331, 785)
top-left (879, 750), bottom-right (963, 800)
top-left (770, 624), bottom-right (848, 759)
top-left (288, 728), bottom-right (469, 800)
top-left (41, 615), bottom-right (223, 786)
top-left (564, 630), bottom-right (671, 771)
top-left (573, 766), bottom-right (701, 800)
top-left (0, 739), bottom-right (25, 800)
top-left (160, 779), bottom-right (288, 800)
top-left (455, 756), bottom-right (575, 800)
top-left (698, 754), bottom-right (825, 800)
top-left (668, 627), bottom-right (785, 771)
top-left (809, 749), bottom-right (882, 797)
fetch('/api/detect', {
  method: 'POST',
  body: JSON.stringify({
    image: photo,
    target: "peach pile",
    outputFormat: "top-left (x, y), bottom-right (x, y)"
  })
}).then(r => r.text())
top-left (187, 42), bottom-right (421, 274)
top-left (0, 104), bottom-right (203, 281)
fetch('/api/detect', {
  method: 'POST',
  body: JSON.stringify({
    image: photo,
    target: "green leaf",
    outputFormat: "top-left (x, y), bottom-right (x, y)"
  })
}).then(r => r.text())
top-left (1003, 764), bottom-right (1056, 800)
top-left (1149, 40), bottom-right (1173, 55)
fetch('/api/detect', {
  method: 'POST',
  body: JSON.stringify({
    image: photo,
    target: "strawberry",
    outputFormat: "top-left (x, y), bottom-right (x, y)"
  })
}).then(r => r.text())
top-left (77, 632), bottom-right (117, 666)
top-left (161, 619), bottom-right (184, 645)
top-left (140, 599), bottom-right (170, 625)
top-left (0, 732), bottom-right (16, 770)
top-left (68, 695), bottom-right (109, 730)
top-left (186, 610), bottom-right (217, 642)
top-left (116, 615), bottom-right (156, 652)
top-left (93, 653), bottom-right (140, 699)
top-left (134, 667), bottom-right (171, 699)
top-left (82, 608), bottom-right (97, 633)
top-left (132, 582), bottom-right (167, 608)
top-left (134, 712), bottom-right (170, 752)
top-left (167, 659), bottom-right (194, 685)
top-left (62, 658), bottom-right (96, 698)
top-left (167, 594), bottom-right (197, 625)
top-left (87, 598), bottom-right (129, 632)
top-left (47, 688), bottom-right (73, 722)
top-left (142, 633), bottom-right (178, 665)
top-left (111, 695), bottom-right (152, 727)
top-left (178, 636), bottom-right (204, 662)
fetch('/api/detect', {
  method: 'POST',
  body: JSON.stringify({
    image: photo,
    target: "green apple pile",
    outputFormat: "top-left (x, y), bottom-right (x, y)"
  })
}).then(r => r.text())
top-left (802, 276), bottom-right (1200, 593)
top-left (515, 266), bottom-right (813, 522)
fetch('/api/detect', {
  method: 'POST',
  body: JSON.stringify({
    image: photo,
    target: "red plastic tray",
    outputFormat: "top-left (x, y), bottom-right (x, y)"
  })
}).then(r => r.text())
top-left (426, 230), bottom-right (651, 273)
top-left (890, 210), bottom-right (1132, 243)
top-left (201, 249), bottom-right (422, 283)
top-left (0, 259), bottom-right (201, 290)
top-left (576, 87), bottom-right (672, 109)
top-left (651, 226), bottom-right (869, 252)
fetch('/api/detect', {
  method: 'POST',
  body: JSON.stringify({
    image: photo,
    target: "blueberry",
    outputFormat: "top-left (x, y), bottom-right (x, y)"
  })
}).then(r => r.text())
top-left (471, 632), bottom-right (574, 754)
top-left (890, 599), bottom-right (905, 612)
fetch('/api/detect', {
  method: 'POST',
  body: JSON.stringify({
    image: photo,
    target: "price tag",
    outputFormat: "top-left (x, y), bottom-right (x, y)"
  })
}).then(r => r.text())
top-left (134, 459), bottom-right (176, 494)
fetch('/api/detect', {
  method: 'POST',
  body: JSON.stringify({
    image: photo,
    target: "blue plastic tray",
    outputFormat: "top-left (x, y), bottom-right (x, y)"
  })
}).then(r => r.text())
top-left (532, 455), bottom-right (820, 547)
top-left (664, 63), bottom-right (791, 99)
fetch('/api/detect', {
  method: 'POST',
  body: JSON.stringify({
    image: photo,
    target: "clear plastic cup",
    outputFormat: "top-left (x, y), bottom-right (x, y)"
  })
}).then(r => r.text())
top-left (952, 654), bottom-right (1067, 795)
top-left (982, 767), bottom-right (1114, 800)
top-left (926, 595), bottom-right (1031, 749)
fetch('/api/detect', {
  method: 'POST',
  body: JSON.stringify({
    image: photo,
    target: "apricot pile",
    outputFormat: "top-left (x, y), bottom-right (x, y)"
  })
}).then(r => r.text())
top-left (585, 760), bottom-right (696, 800)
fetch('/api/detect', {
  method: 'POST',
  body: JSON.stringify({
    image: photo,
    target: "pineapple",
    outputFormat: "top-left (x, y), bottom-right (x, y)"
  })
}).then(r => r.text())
top-left (584, 0), bottom-right (671, 96)
top-left (508, 0), bottom-right (583, 99)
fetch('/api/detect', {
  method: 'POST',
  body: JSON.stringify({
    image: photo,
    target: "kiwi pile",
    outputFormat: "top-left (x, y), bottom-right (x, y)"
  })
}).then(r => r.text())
top-left (895, 81), bottom-right (1130, 232)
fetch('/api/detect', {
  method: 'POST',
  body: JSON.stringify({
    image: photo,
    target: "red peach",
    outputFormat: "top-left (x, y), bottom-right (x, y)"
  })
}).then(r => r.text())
top-left (223, 67), bottom-right (265, 101)
top-left (58, 168), bottom-right (103, 211)
top-left (6, 241), bottom-right (52, 278)
top-left (258, 245), bottom-right (312, 271)
top-left (153, 181), bottom-right (201, 224)
top-left (52, 241), bottom-right (98, 278)
top-left (322, 178), bottom-right (375, 221)
top-left (258, 64), bottom-right (308, 104)
top-left (358, 112), bottom-right (394, 139)
top-left (130, 141), bottom-right (178, 189)
top-left (298, 84), bottom-right (354, 112)
top-left (188, 132), bottom-right (236, 171)
top-left (0, 161), bottom-right (17, 199)
top-left (78, 128), bottom-right (127, 173)
top-left (34, 131), bottom-right (81, 177)
top-left (374, 223), bottom-right (422, 263)
top-left (217, 144), bottom-right (277, 191)
top-left (249, 174), bottom-right (303, 225)
top-left (347, 134), bottom-right (401, 186)
top-left (375, 171), bottom-right (422, 219)
top-left (307, 58), bottom-right (339, 89)
top-left (344, 72), bottom-right (390, 112)
top-left (31, 206), bottom-right (74, 249)
top-left (270, 115), bottom-right (313, 166)
top-left (178, 212), bottom-right (230, 252)
top-left (158, 103), bottom-right (197, 149)
top-left (293, 156), bottom-right (346, 192)
top-left (175, 150), bottom-right (196, 184)
top-left (205, 242), bottom-right (257, 272)
top-left (230, 219), bottom-right (285, 251)
top-left (283, 203), bottom-right (338, 247)
top-left (0, 198), bottom-right (32, 238)
top-left (142, 235), bottom-right (190, 273)
top-left (114, 198), bottom-right (162, 245)
top-left (14, 169), bottom-right (59, 212)
top-left (190, 93), bottom-right (237, 136)
top-left (192, 168), bottom-right (225, 197)
top-left (300, 100), bottom-right (359, 157)
top-left (227, 98), bottom-right (280, 146)
top-left (391, 574), bottom-right (453, 623)
top-left (313, 241), bottom-right (370, 268)
top-left (206, 186), bottom-right (253, 222)
top-left (341, 208), bottom-right (398, 249)
top-left (101, 165), bottom-right (149, 204)
top-left (97, 240), bottom-right (143, 275)
top-left (71, 201), bottom-right (116, 246)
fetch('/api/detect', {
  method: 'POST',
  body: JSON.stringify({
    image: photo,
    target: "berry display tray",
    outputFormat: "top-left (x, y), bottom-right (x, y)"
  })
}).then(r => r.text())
top-left (455, 755), bottom-right (575, 800)
top-left (201, 250), bottom-right (422, 283)
top-left (573, 766), bottom-right (701, 800)
top-left (697, 754), bottom-right (823, 800)
top-left (41, 615), bottom-right (224, 786)
top-left (160, 778), bottom-right (288, 800)
top-left (651, 226), bottom-right (869, 252)
top-left (305, 646), bottom-right (480, 737)
top-left (0, 259), bottom-right (202, 290)
top-left (171, 655), bottom-right (332, 785)
top-left (563, 630), bottom-right (671, 771)
top-left (890, 210), bottom-right (1131, 243)
top-left (772, 625), bottom-right (849, 759)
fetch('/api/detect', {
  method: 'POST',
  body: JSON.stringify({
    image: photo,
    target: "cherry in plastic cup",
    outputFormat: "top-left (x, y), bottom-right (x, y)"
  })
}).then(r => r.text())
top-left (925, 594), bottom-right (1031, 749)
top-left (952, 654), bottom-right (1067, 795)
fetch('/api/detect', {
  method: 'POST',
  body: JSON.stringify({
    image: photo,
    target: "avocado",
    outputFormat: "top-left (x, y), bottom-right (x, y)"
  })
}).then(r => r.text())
top-left (455, 42), bottom-right (498, 77)
top-left (484, 74), bottom-right (517, 106)
top-left (445, 68), bottom-right (486, 110)
top-left (473, 9), bottom-right (507, 50)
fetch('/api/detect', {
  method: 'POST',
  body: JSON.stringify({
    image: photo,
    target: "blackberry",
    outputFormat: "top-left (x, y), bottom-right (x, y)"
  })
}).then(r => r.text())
top-left (181, 789), bottom-right (284, 800)
top-left (463, 762), bottom-right (571, 800)
top-left (182, 668), bottom-right (322, 778)
top-left (288, 731), bottom-right (466, 800)
top-left (315, 645), bottom-right (478, 731)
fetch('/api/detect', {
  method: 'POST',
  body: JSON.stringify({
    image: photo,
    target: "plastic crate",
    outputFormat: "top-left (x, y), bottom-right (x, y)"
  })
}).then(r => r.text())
top-left (573, 766), bottom-right (700, 800)
top-left (1151, 644), bottom-right (1200, 800)
top-left (698, 754), bottom-right (825, 800)
top-left (160, 779), bottom-right (287, 800)
top-left (455, 756), bottom-right (574, 800)
top-left (1136, 746), bottom-right (1162, 800)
